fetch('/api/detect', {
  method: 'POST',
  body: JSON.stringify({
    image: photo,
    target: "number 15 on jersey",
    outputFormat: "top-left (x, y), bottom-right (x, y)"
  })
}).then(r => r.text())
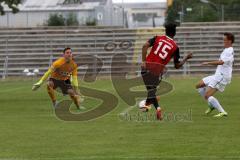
top-left (154, 41), bottom-right (172, 60)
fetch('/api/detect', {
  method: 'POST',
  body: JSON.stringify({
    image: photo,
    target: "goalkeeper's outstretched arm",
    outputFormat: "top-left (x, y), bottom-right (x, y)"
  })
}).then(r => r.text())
top-left (32, 68), bottom-right (53, 91)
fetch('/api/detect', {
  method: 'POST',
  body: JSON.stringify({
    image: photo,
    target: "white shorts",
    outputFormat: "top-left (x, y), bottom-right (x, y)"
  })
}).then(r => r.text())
top-left (202, 74), bottom-right (229, 92)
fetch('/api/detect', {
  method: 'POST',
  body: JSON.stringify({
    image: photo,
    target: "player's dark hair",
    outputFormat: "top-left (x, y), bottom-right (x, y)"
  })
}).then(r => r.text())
top-left (165, 23), bottom-right (177, 37)
top-left (224, 32), bottom-right (234, 44)
top-left (63, 47), bottom-right (72, 54)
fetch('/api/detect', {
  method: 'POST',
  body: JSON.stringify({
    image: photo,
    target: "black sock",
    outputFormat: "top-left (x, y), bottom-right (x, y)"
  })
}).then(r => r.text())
top-left (152, 98), bottom-right (159, 110)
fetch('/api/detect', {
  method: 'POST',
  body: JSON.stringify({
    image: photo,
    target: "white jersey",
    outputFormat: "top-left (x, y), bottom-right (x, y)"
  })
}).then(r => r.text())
top-left (215, 47), bottom-right (234, 82)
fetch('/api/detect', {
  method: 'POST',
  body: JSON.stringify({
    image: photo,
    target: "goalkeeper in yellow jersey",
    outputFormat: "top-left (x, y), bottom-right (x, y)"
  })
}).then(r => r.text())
top-left (32, 47), bottom-right (80, 109)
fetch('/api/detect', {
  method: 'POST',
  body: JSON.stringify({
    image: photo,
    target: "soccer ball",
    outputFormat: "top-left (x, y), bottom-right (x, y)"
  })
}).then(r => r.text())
top-left (139, 100), bottom-right (146, 109)
top-left (138, 100), bottom-right (151, 112)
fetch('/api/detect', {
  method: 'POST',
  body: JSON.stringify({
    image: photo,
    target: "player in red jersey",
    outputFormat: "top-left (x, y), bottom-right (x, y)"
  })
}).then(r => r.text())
top-left (141, 23), bottom-right (192, 120)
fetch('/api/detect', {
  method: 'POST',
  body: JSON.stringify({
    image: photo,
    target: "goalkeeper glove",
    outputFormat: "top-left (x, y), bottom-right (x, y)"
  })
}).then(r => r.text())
top-left (32, 80), bottom-right (43, 91)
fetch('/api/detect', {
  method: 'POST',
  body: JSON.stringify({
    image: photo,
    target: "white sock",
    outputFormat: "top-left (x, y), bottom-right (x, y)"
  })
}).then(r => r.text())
top-left (198, 88), bottom-right (214, 108)
top-left (208, 101), bottom-right (214, 109)
top-left (208, 96), bottom-right (226, 113)
top-left (198, 88), bottom-right (206, 98)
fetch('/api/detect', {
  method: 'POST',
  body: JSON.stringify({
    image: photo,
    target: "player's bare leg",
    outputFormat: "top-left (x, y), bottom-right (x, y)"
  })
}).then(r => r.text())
top-left (205, 87), bottom-right (227, 117)
top-left (47, 81), bottom-right (57, 107)
top-left (196, 80), bottom-right (214, 114)
top-left (156, 96), bottom-right (160, 102)
top-left (141, 67), bottom-right (163, 120)
top-left (196, 80), bottom-right (206, 89)
top-left (68, 89), bottom-right (80, 110)
top-left (196, 80), bottom-right (207, 98)
top-left (204, 87), bottom-right (218, 100)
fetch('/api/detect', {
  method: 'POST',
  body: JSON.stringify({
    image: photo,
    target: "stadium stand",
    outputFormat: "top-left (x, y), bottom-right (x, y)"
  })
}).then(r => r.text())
top-left (181, 22), bottom-right (240, 27)
top-left (0, 23), bottom-right (239, 78)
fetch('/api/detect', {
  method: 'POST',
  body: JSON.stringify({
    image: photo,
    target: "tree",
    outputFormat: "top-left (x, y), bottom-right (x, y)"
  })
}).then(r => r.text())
top-left (86, 17), bottom-right (97, 26)
top-left (66, 13), bottom-right (79, 26)
top-left (165, 0), bottom-right (182, 25)
top-left (165, 0), bottom-right (240, 24)
top-left (0, 0), bottom-right (21, 15)
top-left (47, 13), bottom-right (65, 26)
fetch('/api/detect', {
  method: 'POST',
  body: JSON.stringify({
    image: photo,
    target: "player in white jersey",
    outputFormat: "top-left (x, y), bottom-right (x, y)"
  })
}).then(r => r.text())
top-left (196, 32), bottom-right (235, 118)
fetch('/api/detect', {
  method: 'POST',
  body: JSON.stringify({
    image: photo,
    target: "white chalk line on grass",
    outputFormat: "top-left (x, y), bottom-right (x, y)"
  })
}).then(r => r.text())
top-left (1, 155), bottom-right (240, 160)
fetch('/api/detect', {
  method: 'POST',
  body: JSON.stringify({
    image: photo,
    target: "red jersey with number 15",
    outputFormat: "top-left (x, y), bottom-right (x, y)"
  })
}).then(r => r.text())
top-left (146, 35), bottom-right (178, 65)
top-left (145, 35), bottom-right (179, 76)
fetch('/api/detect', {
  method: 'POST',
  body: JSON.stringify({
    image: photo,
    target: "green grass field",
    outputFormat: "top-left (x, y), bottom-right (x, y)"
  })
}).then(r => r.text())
top-left (0, 76), bottom-right (240, 160)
